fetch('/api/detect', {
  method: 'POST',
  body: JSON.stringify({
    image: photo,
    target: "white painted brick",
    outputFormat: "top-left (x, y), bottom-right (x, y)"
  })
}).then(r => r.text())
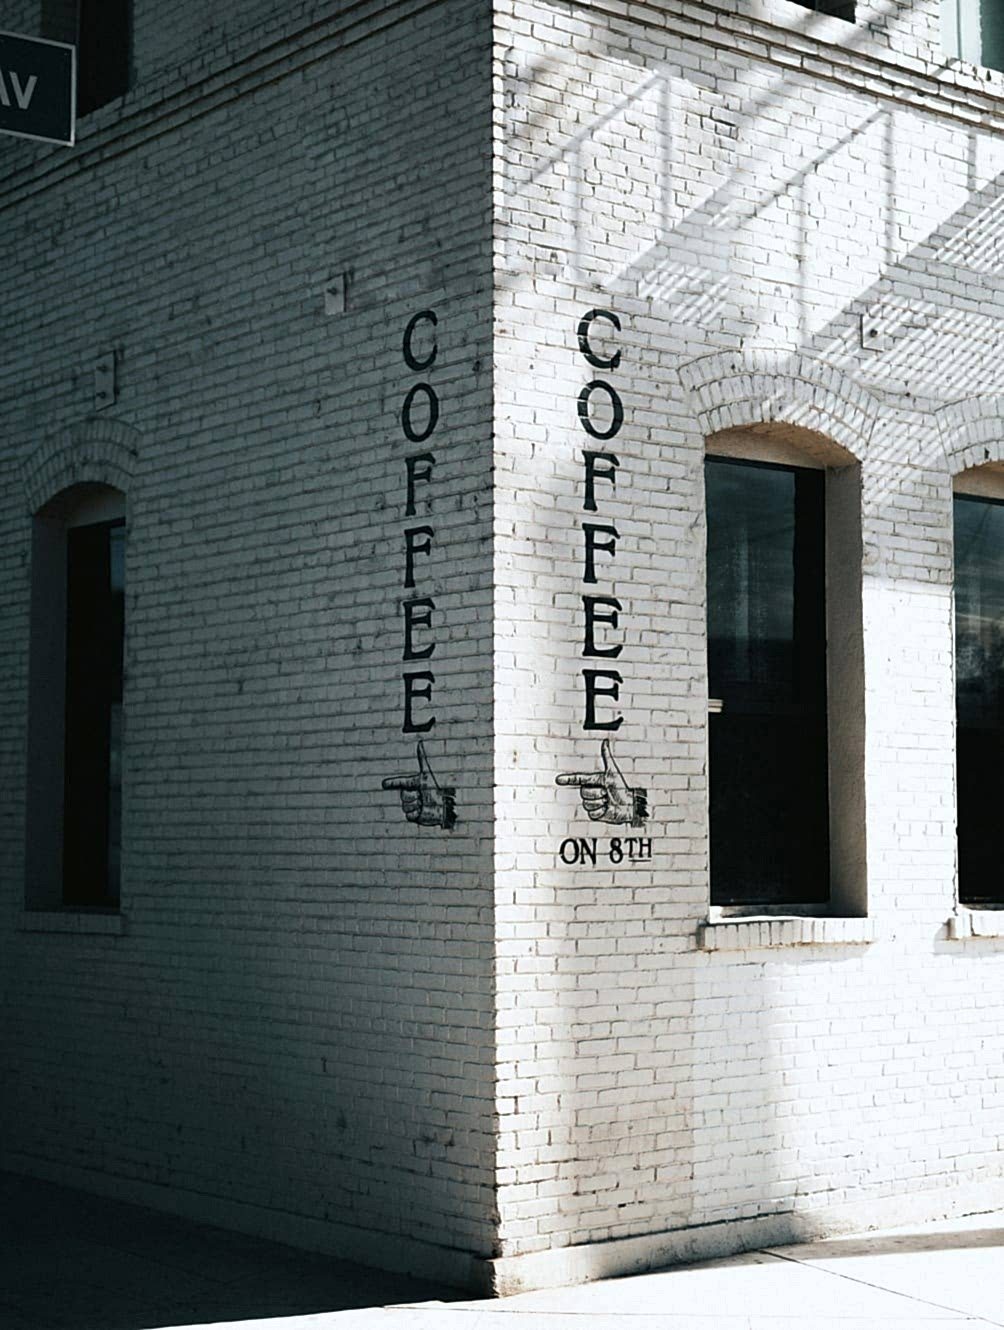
top-left (4, 0), bottom-right (1004, 1297)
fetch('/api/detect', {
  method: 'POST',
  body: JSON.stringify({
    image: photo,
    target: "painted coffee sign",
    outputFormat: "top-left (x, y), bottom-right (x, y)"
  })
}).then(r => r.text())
top-left (556, 309), bottom-right (650, 858)
top-left (382, 309), bottom-right (456, 830)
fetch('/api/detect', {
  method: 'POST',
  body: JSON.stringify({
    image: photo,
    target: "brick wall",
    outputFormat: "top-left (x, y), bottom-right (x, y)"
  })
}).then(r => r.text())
top-left (1, 0), bottom-right (497, 1285)
top-left (5, 0), bottom-right (1004, 1296)
top-left (490, 0), bottom-right (1004, 1289)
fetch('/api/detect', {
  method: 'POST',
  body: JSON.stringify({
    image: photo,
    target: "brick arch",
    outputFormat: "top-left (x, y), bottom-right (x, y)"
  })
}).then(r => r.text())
top-left (679, 352), bottom-right (880, 461)
top-left (936, 398), bottom-right (1004, 477)
top-left (20, 417), bottom-right (141, 515)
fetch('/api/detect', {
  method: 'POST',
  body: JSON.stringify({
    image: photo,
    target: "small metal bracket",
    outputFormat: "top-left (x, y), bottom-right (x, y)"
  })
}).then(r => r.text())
top-left (324, 272), bottom-right (348, 315)
top-left (860, 310), bottom-right (891, 353)
top-left (93, 351), bottom-right (117, 410)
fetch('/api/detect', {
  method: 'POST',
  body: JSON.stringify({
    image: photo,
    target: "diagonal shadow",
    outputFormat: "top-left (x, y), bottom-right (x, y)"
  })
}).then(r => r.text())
top-left (0, 1172), bottom-right (461, 1330)
top-left (505, 6), bottom-right (1004, 408)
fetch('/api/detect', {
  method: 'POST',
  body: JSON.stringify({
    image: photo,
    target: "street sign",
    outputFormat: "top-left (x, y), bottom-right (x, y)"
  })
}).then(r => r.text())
top-left (0, 30), bottom-right (75, 146)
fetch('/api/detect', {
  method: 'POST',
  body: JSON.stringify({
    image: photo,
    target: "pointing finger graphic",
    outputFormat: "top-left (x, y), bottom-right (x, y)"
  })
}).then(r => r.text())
top-left (600, 737), bottom-right (627, 785)
top-left (556, 740), bottom-right (624, 788)
top-left (383, 741), bottom-right (456, 829)
top-left (556, 739), bottom-right (648, 828)
top-left (416, 739), bottom-right (436, 782)
top-left (382, 741), bottom-right (439, 791)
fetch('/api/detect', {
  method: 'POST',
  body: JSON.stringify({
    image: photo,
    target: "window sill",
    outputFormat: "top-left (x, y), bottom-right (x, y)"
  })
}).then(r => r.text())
top-left (940, 55), bottom-right (1004, 90)
top-left (19, 910), bottom-right (125, 936)
top-left (698, 915), bottom-right (876, 951)
top-left (946, 910), bottom-right (1004, 940)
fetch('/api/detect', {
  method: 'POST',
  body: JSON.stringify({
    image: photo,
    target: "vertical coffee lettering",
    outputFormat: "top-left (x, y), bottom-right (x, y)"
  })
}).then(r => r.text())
top-left (583, 669), bottom-right (624, 731)
top-left (582, 596), bottom-right (623, 658)
top-left (403, 671), bottom-right (436, 733)
top-left (582, 523), bottom-right (619, 584)
top-left (403, 597), bottom-right (436, 660)
top-left (398, 312), bottom-right (441, 734)
top-left (405, 453), bottom-right (435, 517)
top-left (583, 451), bottom-right (619, 512)
top-left (576, 311), bottom-right (627, 735)
top-left (577, 309), bottom-right (622, 370)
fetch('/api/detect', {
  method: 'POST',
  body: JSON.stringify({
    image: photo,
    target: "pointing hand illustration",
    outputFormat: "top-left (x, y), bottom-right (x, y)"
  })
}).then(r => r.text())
top-left (556, 739), bottom-right (648, 827)
top-left (382, 741), bottom-right (457, 830)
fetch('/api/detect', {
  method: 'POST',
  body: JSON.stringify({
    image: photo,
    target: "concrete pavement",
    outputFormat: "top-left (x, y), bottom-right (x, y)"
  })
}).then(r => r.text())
top-left (2, 1171), bottom-right (1002, 1329)
top-left (306, 1212), bottom-right (1004, 1330)
top-left (0, 1172), bottom-right (457, 1329)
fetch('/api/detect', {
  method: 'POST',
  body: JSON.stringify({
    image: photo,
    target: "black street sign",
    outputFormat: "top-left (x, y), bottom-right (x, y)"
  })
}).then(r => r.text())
top-left (0, 30), bottom-right (75, 146)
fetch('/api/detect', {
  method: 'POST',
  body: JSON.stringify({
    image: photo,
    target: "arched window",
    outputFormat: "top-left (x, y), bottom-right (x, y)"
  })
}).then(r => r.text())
top-left (25, 483), bottom-right (125, 910)
top-left (953, 465), bottom-right (1004, 906)
top-left (705, 428), bottom-right (864, 915)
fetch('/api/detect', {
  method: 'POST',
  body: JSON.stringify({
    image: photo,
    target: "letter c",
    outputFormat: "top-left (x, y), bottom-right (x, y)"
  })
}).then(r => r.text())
top-left (403, 310), bottom-right (438, 372)
top-left (577, 309), bottom-right (621, 370)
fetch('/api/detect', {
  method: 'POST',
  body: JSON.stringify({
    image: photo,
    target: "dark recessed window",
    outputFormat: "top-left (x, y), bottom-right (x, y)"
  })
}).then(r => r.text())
top-left (25, 487), bottom-right (126, 912)
top-left (706, 457), bottom-right (829, 906)
top-left (41, 0), bottom-right (130, 115)
top-left (63, 520), bottom-right (125, 907)
top-left (954, 494), bottom-right (1004, 905)
top-left (793, 0), bottom-right (856, 20)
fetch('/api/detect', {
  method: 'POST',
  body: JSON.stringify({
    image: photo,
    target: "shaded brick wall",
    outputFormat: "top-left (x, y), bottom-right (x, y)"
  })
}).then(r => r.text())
top-left (1, 0), bottom-right (496, 1283)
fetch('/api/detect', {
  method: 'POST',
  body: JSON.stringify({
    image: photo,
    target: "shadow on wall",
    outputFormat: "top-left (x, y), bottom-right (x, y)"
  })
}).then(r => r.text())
top-left (493, 0), bottom-right (1004, 1260)
top-left (504, 5), bottom-right (1004, 402)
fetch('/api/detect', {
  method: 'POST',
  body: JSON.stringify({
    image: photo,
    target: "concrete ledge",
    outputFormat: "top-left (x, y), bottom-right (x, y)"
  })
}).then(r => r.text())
top-left (490, 1213), bottom-right (803, 1296)
top-left (18, 910), bottom-right (126, 936)
top-left (489, 1180), bottom-right (1004, 1296)
top-left (946, 910), bottom-right (1004, 940)
top-left (697, 916), bottom-right (877, 951)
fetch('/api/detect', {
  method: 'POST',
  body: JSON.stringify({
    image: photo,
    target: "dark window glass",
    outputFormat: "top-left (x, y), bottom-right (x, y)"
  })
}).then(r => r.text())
top-left (792, 0), bottom-right (855, 20)
top-left (981, 0), bottom-right (1004, 69)
top-left (943, 0), bottom-right (1004, 72)
top-left (39, 0), bottom-right (77, 44)
top-left (706, 457), bottom-right (829, 905)
top-left (954, 495), bottom-right (1004, 904)
top-left (77, 0), bottom-right (130, 115)
top-left (62, 519), bottom-right (124, 907)
top-left (40, 0), bottom-right (131, 113)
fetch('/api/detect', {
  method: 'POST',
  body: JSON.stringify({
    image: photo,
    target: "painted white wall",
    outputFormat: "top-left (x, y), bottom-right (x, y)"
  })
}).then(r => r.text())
top-left (491, 0), bottom-right (1004, 1289)
top-left (4, 0), bottom-right (1004, 1295)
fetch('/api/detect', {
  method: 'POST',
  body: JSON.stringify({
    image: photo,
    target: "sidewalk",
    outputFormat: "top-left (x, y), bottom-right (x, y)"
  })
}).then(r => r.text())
top-left (2, 1171), bottom-right (1002, 1330)
top-left (377, 1212), bottom-right (1004, 1330)
top-left (0, 1172), bottom-right (457, 1330)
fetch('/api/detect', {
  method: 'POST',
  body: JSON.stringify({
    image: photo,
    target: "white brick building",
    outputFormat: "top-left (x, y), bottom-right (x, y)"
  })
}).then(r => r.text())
top-left (3, 0), bottom-right (1004, 1296)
